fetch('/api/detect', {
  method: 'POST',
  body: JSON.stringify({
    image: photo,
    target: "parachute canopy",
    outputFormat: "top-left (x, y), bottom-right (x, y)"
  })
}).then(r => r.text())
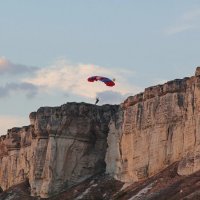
top-left (87, 76), bottom-right (115, 87)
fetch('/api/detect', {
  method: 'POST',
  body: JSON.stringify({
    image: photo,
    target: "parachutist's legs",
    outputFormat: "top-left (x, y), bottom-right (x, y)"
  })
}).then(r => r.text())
top-left (95, 98), bottom-right (99, 105)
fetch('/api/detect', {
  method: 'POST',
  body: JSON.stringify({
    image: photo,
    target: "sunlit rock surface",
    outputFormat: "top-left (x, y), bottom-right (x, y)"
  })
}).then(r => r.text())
top-left (0, 103), bottom-right (119, 198)
top-left (105, 67), bottom-right (200, 183)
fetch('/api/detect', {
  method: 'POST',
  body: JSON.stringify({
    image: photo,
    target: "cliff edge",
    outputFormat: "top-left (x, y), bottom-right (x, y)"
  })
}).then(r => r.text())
top-left (0, 103), bottom-right (119, 198)
top-left (1, 68), bottom-right (200, 199)
top-left (106, 67), bottom-right (200, 184)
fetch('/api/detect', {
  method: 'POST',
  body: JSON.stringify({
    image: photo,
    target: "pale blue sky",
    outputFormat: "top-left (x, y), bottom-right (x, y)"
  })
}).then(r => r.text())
top-left (0, 1), bottom-right (200, 134)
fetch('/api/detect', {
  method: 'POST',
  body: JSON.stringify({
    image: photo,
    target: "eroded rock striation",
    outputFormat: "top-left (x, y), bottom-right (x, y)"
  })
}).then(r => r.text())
top-left (0, 103), bottom-right (119, 198)
top-left (106, 67), bottom-right (200, 183)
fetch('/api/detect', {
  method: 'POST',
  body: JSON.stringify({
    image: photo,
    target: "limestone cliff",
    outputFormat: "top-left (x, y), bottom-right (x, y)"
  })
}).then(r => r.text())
top-left (1, 68), bottom-right (200, 199)
top-left (106, 67), bottom-right (200, 183)
top-left (0, 103), bottom-right (119, 198)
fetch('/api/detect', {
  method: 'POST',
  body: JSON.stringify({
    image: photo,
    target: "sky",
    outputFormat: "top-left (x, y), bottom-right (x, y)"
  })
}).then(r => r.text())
top-left (0, 0), bottom-right (200, 134)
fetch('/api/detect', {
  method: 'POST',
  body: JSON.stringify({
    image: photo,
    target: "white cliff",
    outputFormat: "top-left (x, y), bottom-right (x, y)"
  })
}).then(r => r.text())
top-left (1, 68), bottom-right (200, 199)
top-left (105, 67), bottom-right (200, 183)
top-left (0, 103), bottom-right (119, 198)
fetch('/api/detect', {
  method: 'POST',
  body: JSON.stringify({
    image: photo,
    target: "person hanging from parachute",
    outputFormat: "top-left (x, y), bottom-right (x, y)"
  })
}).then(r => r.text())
top-left (95, 97), bottom-right (99, 105)
top-left (87, 76), bottom-right (116, 104)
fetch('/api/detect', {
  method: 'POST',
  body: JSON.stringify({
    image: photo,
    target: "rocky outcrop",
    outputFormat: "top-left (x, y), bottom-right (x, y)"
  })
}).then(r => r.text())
top-left (106, 67), bottom-right (200, 183)
top-left (0, 103), bottom-right (119, 198)
top-left (2, 67), bottom-right (200, 199)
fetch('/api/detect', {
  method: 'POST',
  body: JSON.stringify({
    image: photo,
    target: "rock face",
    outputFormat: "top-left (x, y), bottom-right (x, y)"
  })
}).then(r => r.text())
top-left (106, 67), bottom-right (200, 183)
top-left (0, 103), bottom-right (119, 198)
top-left (2, 68), bottom-right (200, 199)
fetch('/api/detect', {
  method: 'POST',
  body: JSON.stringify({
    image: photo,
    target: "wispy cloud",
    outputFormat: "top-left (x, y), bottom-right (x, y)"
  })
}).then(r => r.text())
top-left (24, 59), bottom-right (141, 100)
top-left (0, 57), bottom-right (38, 75)
top-left (164, 8), bottom-right (200, 35)
top-left (96, 91), bottom-right (131, 104)
top-left (0, 58), bottom-right (142, 134)
top-left (165, 24), bottom-right (194, 35)
top-left (182, 9), bottom-right (200, 22)
top-left (0, 82), bottom-right (38, 98)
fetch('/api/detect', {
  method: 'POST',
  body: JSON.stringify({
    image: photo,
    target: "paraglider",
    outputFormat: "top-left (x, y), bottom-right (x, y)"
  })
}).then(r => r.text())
top-left (87, 76), bottom-right (115, 87)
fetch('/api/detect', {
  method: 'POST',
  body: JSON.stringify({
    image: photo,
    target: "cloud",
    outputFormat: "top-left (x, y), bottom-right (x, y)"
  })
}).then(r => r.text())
top-left (164, 8), bottom-right (200, 35)
top-left (24, 59), bottom-right (141, 100)
top-left (0, 57), bottom-right (38, 75)
top-left (96, 91), bottom-right (131, 105)
top-left (165, 24), bottom-right (194, 35)
top-left (182, 9), bottom-right (200, 22)
top-left (0, 115), bottom-right (29, 135)
top-left (0, 82), bottom-right (38, 98)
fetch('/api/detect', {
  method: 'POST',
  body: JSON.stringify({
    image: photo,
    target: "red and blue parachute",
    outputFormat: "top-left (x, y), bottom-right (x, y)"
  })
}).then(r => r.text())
top-left (87, 76), bottom-right (115, 87)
